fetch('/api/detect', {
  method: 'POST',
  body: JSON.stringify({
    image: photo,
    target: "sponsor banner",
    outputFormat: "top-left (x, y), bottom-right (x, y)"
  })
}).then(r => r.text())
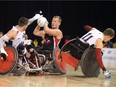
top-left (102, 48), bottom-right (116, 69)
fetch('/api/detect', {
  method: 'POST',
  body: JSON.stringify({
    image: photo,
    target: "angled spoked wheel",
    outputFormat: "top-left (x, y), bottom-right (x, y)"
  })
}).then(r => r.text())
top-left (53, 48), bottom-right (67, 74)
top-left (0, 46), bottom-right (18, 75)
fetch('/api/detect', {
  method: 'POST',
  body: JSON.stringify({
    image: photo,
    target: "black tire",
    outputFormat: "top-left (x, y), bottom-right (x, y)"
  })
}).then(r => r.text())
top-left (81, 47), bottom-right (100, 77)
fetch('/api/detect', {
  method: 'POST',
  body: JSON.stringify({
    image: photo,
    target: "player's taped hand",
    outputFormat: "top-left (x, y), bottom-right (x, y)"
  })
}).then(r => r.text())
top-left (103, 70), bottom-right (111, 79)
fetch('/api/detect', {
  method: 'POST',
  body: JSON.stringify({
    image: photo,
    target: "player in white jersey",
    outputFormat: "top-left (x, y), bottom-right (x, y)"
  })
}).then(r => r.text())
top-left (0, 14), bottom-right (42, 61)
top-left (11, 26), bottom-right (26, 48)
top-left (80, 28), bottom-right (103, 46)
top-left (80, 25), bottom-right (115, 78)
top-left (60, 25), bottom-right (115, 78)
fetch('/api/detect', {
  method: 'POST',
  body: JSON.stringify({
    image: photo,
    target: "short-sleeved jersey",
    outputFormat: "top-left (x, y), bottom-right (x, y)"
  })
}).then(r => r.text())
top-left (11, 26), bottom-right (25, 48)
top-left (80, 28), bottom-right (103, 46)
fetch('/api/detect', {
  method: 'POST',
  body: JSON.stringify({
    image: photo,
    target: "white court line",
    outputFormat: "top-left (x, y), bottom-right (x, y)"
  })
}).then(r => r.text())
top-left (110, 70), bottom-right (116, 72)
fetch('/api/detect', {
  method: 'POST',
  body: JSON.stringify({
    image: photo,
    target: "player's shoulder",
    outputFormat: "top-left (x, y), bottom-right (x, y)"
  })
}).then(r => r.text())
top-left (91, 27), bottom-right (98, 31)
top-left (57, 29), bottom-right (62, 32)
top-left (90, 28), bottom-right (102, 33)
top-left (9, 28), bottom-right (18, 34)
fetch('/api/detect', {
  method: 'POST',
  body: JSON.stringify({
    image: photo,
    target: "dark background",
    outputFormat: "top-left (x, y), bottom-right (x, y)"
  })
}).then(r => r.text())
top-left (0, 1), bottom-right (116, 47)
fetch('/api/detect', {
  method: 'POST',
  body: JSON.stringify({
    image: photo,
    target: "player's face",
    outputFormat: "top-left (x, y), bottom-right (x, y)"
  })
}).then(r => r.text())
top-left (51, 18), bottom-right (60, 29)
top-left (103, 35), bottom-right (112, 42)
top-left (23, 25), bottom-right (28, 31)
top-left (0, 34), bottom-right (3, 38)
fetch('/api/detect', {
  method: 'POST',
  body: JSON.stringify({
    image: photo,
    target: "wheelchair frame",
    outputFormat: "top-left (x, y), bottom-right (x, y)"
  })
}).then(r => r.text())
top-left (0, 45), bottom-right (67, 75)
top-left (59, 37), bottom-right (100, 77)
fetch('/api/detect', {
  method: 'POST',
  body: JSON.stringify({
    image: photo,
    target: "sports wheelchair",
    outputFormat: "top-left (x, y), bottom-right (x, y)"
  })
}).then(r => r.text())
top-left (0, 45), bottom-right (67, 75)
top-left (0, 37), bottom-right (100, 77)
top-left (59, 37), bottom-right (100, 77)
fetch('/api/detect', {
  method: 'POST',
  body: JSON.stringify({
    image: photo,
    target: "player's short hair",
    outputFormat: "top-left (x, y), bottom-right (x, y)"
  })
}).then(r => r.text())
top-left (103, 28), bottom-right (115, 38)
top-left (18, 17), bottom-right (29, 27)
top-left (0, 32), bottom-right (3, 35)
top-left (53, 16), bottom-right (62, 23)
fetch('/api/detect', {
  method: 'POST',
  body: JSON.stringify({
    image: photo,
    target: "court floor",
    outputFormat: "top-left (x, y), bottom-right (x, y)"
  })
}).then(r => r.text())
top-left (0, 65), bottom-right (116, 87)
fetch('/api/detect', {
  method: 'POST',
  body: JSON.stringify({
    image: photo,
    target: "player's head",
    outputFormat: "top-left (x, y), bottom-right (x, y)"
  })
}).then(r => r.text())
top-left (103, 28), bottom-right (115, 42)
top-left (18, 17), bottom-right (29, 30)
top-left (51, 16), bottom-right (62, 29)
top-left (0, 32), bottom-right (3, 38)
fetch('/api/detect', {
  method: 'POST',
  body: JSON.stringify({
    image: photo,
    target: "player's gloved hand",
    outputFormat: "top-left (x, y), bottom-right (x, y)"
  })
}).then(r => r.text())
top-left (28, 14), bottom-right (42, 25)
top-left (103, 70), bottom-right (111, 79)
top-left (0, 47), bottom-right (8, 61)
top-left (37, 17), bottom-right (48, 27)
top-left (33, 14), bottom-right (42, 20)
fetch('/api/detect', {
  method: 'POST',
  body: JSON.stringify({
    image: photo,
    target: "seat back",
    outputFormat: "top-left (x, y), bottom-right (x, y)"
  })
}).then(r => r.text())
top-left (62, 37), bottom-right (89, 60)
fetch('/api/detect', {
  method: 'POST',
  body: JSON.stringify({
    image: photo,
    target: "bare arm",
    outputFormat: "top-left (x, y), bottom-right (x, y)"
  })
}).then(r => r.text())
top-left (44, 25), bottom-right (63, 39)
top-left (0, 30), bottom-right (17, 56)
top-left (33, 25), bottom-right (45, 39)
top-left (95, 38), bottom-right (103, 48)
top-left (5, 29), bottom-right (17, 40)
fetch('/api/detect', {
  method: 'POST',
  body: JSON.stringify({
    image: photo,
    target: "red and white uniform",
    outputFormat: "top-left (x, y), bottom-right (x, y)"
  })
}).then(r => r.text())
top-left (42, 34), bottom-right (61, 51)
top-left (53, 37), bottom-right (61, 48)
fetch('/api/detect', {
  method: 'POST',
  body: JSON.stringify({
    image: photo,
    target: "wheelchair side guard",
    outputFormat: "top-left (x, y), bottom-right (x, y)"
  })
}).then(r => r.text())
top-left (53, 48), bottom-right (67, 74)
top-left (59, 38), bottom-right (77, 54)
top-left (60, 52), bottom-right (79, 68)
top-left (58, 38), bottom-right (77, 60)
top-left (58, 37), bottom-right (88, 68)
top-left (81, 47), bottom-right (100, 77)
top-left (59, 37), bottom-right (89, 60)
top-left (0, 46), bottom-right (18, 75)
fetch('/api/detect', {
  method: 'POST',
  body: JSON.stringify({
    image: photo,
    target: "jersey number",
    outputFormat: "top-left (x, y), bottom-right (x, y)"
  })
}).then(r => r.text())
top-left (81, 33), bottom-right (93, 42)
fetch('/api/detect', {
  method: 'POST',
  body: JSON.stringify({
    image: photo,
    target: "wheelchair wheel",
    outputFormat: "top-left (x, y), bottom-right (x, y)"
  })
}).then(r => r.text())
top-left (0, 46), bottom-right (18, 75)
top-left (81, 47), bottom-right (100, 77)
top-left (53, 48), bottom-right (67, 74)
top-left (60, 38), bottom-right (77, 53)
